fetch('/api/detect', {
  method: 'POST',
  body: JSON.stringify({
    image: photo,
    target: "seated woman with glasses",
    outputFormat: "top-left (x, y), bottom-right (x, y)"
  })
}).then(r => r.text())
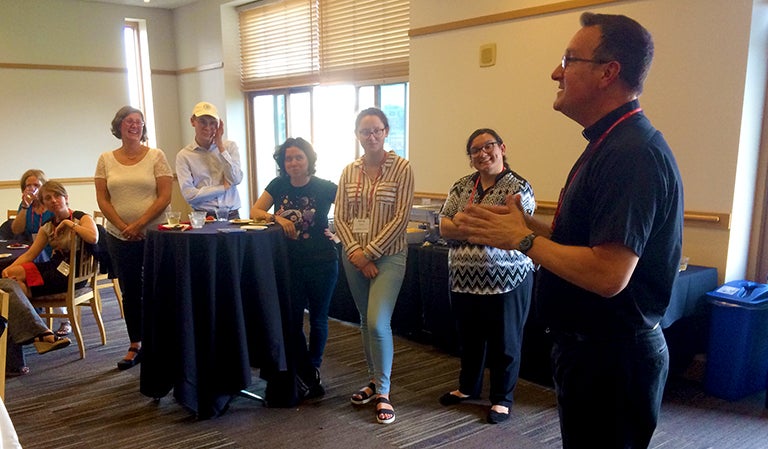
top-left (437, 128), bottom-right (536, 424)
top-left (10, 169), bottom-right (54, 246)
top-left (9, 169), bottom-right (72, 337)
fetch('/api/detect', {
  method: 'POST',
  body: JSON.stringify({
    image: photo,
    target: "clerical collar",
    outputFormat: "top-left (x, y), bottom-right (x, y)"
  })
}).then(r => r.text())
top-left (582, 100), bottom-right (641, 143)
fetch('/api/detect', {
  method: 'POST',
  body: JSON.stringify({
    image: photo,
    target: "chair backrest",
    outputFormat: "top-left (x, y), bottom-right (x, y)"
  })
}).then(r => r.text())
top-left (69, 234), bottom-right (99, 287)
top-left (0, 220), bottom-right (14, 241)
top-left (31, 233), bottom-right (106, 359)
top-left (6, 210), bottom-right (16, 221)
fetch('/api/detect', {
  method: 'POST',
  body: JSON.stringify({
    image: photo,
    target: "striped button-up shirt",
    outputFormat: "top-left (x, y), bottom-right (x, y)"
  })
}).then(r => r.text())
top-left (334, 151), bottom-right (414, 260)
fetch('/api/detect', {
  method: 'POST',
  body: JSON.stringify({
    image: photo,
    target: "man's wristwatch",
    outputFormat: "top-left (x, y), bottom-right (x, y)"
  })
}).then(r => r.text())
top-left (517, 233), bottom-right (536, 254)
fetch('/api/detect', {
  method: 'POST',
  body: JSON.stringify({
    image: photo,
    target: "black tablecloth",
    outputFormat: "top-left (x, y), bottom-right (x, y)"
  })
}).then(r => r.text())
top-left (0, 244), bottom-right (27, 272)
top-left (140, 222), bottom-right (295, 418)
top-left (662, 265), bottom-right (719, 374)
top-left (0, 234), bottom-right (52, 271)
top-left (331, 243), bottom-right (720, 384)
top-left (662, 265), bottom-right (718, 328)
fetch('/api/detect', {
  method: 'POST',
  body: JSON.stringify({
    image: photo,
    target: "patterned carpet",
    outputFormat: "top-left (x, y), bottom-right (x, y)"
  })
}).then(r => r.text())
top-left (3, 287), bottom-right (768, 448)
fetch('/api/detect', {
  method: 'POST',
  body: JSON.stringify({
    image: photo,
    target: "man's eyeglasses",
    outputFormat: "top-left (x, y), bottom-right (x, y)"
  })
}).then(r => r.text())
top-left (357, 128), bottom-right (386, 138)
top-left (469, 141), bottom-right (499, 155)
top-left (123, 119), bottom-right (144, 127)
top-left (196, 118), bottom-right (219, 128)
top-left (561, 55), bottom-right (610, 69)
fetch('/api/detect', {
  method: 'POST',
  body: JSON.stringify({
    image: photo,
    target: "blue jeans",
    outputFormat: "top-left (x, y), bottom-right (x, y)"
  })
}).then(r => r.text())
top-left (290, 259), bottom-right (338, 368)
top-left (552, 325), bottom-right (669, 449)
top-left (342, 251), bottom-right (406, 395)
top-left (0, 278), bottom-right (49, 371)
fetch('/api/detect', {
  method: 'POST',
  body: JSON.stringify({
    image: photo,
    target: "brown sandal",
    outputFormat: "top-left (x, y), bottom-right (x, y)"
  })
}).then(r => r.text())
top-left (33, 331), bottom-right (71, 355)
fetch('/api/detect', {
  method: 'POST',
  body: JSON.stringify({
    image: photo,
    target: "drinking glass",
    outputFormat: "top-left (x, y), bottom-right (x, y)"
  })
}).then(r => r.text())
top-left (189, 211), bottom-right (207, 229)
top-left (165, 211), bottom-right (181, 226)
top-left (215, 207), bottom-right (229, 221)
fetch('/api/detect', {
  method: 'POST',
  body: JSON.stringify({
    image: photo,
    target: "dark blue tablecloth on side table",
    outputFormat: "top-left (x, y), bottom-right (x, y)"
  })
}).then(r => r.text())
top-left (662, 265), bottom-right (719, 374)
top-left (662, 265), bottom-right (719, 328)
top-left (140, 223), bottom-right (294, 418)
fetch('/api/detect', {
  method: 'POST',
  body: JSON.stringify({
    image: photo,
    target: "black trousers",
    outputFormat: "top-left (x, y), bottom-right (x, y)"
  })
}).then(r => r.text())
top-left (105, 233), bottom-right (145, 343)
top-left (450, 270), bottom-right (533, 408)
top-left (552, 325), bottom-right (669, 449)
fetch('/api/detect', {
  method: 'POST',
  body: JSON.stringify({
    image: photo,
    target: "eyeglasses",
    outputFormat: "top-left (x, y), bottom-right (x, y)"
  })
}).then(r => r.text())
top-left (196, 117), bottom-right (219, 128)
top-left (123, 119), bottom-right (144, 127)
top-left (469, 141), bottom-right (499, 155)
top-left (357, 128), bottom-right (386, 138)
top-left (561, 55), bottom-right (610, 70)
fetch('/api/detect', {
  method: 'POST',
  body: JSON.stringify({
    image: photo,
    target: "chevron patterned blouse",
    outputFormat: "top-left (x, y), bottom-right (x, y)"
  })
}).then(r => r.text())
top-left (441, 169), bottom-right (535, 295)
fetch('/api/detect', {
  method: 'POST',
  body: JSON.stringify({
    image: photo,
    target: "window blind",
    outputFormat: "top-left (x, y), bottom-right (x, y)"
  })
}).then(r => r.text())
top-left (239, 0), bottom-right (409, 91)
top-left (240, 0), bottom-right (319, 91)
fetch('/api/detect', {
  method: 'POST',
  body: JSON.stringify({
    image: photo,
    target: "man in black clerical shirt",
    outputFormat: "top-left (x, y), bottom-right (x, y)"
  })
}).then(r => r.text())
top-left (455, 12), bottom-right (683, 449)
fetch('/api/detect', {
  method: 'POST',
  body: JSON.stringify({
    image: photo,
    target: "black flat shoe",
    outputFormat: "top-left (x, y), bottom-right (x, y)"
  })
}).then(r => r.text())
top-left (117, 347), bottom-right (142, 370)
top-left (439, 391), bottom-right (471, 406)
top-left (350, 382), bottom-right (376, 405)
top-left (487, 409), bottom-right (510, 424)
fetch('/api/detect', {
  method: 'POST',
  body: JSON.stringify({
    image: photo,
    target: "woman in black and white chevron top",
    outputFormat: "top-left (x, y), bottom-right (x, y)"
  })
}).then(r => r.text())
top-left (438, 128), bottom-right (536, 424)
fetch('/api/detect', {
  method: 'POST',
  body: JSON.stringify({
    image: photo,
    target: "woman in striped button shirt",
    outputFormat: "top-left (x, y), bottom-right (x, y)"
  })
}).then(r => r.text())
top-left (334, 107), bottom-right (414, 424)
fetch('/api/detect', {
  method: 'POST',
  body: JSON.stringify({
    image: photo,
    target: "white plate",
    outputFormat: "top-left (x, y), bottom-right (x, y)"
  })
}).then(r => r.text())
top-left (6, 243), bottom-right (29, 249)
top-left (230, 218), bottom-right (252, 224)
top-left (0, 253), bottom-right (12, 258)
top-left (241, 225), bottom-right (268, 231)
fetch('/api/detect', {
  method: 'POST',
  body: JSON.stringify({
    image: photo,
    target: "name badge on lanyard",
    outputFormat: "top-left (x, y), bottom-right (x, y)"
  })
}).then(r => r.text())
top-left (57, 261), bottom-right (70, 277)
top-left (352, 218), bottom-right (370, 234)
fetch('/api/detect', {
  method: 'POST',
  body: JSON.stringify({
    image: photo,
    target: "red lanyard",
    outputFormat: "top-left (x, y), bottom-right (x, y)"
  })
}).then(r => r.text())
top-left (54, 209), bottom-right (73, 226)
top-left (552, 108), bottom-right (642, 230)
top-left (466, 175), bottom-right (482, 207)
top-left (355, 155), bottom-right (386, 216)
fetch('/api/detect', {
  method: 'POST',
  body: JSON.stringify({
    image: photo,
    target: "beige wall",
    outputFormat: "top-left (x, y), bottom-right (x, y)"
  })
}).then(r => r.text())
top-left (408, 0), bottom-right (763, 282)
top-left (1, 0), bottom-right (766, 283)
top-left (0, 0), bottom-right (182, 214)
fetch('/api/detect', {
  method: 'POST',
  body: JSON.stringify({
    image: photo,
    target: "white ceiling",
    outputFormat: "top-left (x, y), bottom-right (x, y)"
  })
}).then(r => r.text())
top-left (82, 0), bottom-right (200, 9)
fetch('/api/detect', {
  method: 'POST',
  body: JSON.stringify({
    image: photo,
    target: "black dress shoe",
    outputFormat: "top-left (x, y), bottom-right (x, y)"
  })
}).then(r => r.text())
top-left (117, 347), bottom-right (142, 370)
top-left (439, 392), bottom-right (471, 406)
top-left (487, 409), bottom-right (510, 424)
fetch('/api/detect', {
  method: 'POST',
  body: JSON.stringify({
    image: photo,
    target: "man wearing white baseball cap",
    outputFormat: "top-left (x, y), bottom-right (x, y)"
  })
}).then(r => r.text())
top-left (176, 101), bottom-right (243, 219)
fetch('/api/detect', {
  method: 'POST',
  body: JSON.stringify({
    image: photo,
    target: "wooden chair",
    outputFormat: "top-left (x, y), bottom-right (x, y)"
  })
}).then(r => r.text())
top-left (30, 235), bottom-right (106, 359)
top-left (6, 210), bottom-right (16, 221)
top-left (92, 211), bottom-right (124, 318)
top-left (0, 289), bottom-right (8, 400)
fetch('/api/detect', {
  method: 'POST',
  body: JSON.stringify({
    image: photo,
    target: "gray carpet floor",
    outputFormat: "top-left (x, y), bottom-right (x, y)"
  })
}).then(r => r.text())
top-left (4, 287), bottom-right (768, 448)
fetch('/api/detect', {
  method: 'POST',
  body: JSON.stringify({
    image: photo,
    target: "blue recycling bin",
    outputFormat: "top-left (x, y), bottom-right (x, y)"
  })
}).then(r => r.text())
top-left (704, 280), bottom-right (768, 400)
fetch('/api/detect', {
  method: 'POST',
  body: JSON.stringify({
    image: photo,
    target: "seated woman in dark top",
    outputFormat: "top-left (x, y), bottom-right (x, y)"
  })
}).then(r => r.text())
top-left (2, 180), bottom-right (98, 298)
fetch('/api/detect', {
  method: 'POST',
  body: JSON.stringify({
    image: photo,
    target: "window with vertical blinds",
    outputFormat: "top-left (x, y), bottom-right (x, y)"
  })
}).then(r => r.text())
top-left (239, 0), bottom-right (409, 91)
